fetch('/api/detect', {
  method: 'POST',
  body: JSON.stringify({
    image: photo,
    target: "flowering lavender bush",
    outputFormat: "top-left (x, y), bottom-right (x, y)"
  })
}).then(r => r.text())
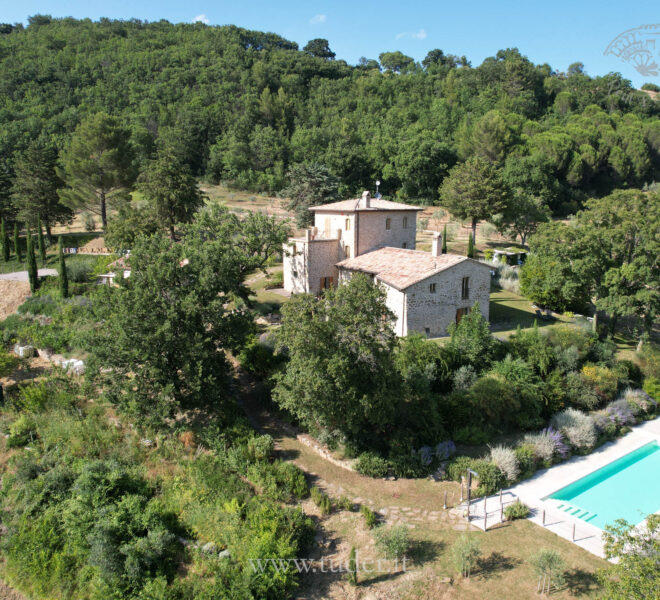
top-left (545, 426), bottom-right (570, 459)
top-left (605, 399), bottom-right (636, 426)
top-left (489, 445), bottom-right (520, 482)
top-left (551, 409), bottom-right (597, 451)
top-left (418, 446), bottom-right (434, 467)
top-left (435, 440), bottom-right (456, 461)
top-left (622, 388), bottom-right (657, 415)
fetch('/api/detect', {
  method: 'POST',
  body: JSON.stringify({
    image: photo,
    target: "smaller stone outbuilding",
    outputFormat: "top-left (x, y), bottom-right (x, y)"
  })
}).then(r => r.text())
top-left (337, 246), bottom-right (491, 337)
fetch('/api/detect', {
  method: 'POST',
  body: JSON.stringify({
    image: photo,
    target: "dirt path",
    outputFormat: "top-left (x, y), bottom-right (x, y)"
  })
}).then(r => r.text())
top-left (0, 281), bottom-right (31, 321)
top-left (0, 581), bottom-right (26, 600)
top-left (234, 363), bottom-right (466, 519)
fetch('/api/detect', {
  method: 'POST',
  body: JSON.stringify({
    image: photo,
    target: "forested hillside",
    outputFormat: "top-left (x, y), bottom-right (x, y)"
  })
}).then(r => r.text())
top-left (1, 16), bottom-right (659, 214)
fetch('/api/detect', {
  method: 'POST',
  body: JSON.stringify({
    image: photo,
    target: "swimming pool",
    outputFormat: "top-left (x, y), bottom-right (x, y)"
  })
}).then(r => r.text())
top-left (545, 441), bottom-right (660, 530)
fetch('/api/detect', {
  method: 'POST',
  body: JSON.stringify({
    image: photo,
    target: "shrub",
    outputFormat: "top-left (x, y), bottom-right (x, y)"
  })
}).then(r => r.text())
top-left (523, 427), bottom-right (568, 463)
top-left (489, 445), bottom-right (519, 482)
top-left (238, 337), bottom-right (283, 378)
top-left (581, 364), bottom-right (619, 402)
top-left (264, 271), bottom-right (284, 289)
top-left (310, 486), bottom-right (332, 515)
top-left (453, 364), bottom-right (478, 391)
top-left (247, 434), bottom-right (274, 462)
top-left (337, 496), bottom-right (354, 511)
top-left (448, 457), bottom-right (506, 495)
top-left (0, 348), bottom-right (19, 378)
top-left (564, 371), bottom-right (599, 410)
top-left (65, 257), bottom-right (96, 283)
top-left (347, 547), bottom-right (357, 586)
top-left (274, 461), bottom-right (308, 500)
top-left (555, 346), bottom-right (580, 373)
top-left (447, 456), bottom-right (475, 482)
top-left (504, 500), bottom-right (530, 520)
top-left (360, 505), bottom-right (377, 529)
top-left (435, 440), bottom-right (457, 461)
top-left (355, 452), bottom-right (390, 478)
top-left (472, 460), bottom-right (506, 496)
top-left (82, 212), bottom-right (96, 232)
top-left (514, 444), bottom-right (537, 479)
top-left (389, 451), bottom-right (430, 478)
top-left (374, 524), bottom-right (410, 559)
top-left (7, 414), bottom-right (38, 447)
top-left (604, 399), bottom-right (636, 427)
top-left (18, 294), bottom-right (59, 316)
top-left (453, 425), bottom-right (491, 445)
top-left (643, 377), bottom-right (660, 402)
top-left (616, 360), bottom-right (643, 388)
top-left (551, 408), bottom-right (596, 451)
top-left (622, 388), bottom-right (657, 416)
top-left (483, 249), bottom-right (494, 262)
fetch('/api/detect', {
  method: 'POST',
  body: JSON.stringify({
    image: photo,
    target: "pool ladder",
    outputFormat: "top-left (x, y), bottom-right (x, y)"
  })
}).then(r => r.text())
top-left (553, 502), bottom-right (598, 523)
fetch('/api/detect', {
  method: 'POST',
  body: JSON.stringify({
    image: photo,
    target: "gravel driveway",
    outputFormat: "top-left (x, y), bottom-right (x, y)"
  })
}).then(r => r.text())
top-left (0, 269), bottom-right (58, 281)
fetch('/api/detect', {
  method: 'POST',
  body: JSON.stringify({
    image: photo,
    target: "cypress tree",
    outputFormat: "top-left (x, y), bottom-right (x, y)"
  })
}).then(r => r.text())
top-left (1, 219), bottom-right (9, 262)
top-left (37, 215), bottom-right (46, 265)
top-left (26, 225), bottom-right (38, 293)
top-left (467, 230), bottom-right (474, 258)
top-left (442, 223), bottom-right (448, 254)
top-left (13, 222), bottom-right (21, 262)
top-left (58, 236), bottom-right (68, 298)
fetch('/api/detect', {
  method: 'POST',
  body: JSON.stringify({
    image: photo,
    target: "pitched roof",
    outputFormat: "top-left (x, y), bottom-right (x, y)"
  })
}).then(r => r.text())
top-left (107, 256), bottom-right (130, 270)
top-left (309, 197), bottom-right (423, 212)
top-left (336, 247), bottom-right (491, 290)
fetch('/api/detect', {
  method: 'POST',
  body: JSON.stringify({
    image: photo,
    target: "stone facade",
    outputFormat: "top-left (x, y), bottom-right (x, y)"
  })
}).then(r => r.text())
top-left (337, 260), bottom-right (490, 337)
top-left (282, 191), bottom-right (491, 336)
top-left (283, 236), bottom-right (341, 295)
top-left (403, 260), bottom-right (490, 337)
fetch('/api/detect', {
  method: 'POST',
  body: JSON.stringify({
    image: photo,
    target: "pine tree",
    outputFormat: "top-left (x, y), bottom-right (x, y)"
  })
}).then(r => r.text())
top-left (467, 230), bottom-right (474, 258)
top-left (13, 222), bottom-right (21, 262)
top-left (442, 223), bottom-right (448, 254)
top-left (58, 236), bottom-right (68, 298)
top-left (37, 215), bottom-right (46, 264)
top-left (1, 219), bottom-right (9, 262)
top-left (26, 226), bottom-right (38, 293)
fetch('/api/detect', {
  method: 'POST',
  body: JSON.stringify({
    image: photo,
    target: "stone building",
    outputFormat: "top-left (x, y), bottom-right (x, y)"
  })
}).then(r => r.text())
top-left (283, 191), bottom-right (491, 336)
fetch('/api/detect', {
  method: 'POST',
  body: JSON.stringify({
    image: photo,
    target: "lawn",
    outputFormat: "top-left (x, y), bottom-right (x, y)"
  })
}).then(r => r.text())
top-left (242, 390), bottom-right (608, 600)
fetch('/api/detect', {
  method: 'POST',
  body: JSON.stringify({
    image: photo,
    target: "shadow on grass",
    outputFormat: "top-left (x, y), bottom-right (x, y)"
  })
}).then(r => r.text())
top-left (563, 567), bottom-right (600, 596)
top-left (476, 551), bottom-right (521, 579)
top-left (409, 539), bottom-right (444, 566)
top-left (489, 292), bottom-right (553, 332)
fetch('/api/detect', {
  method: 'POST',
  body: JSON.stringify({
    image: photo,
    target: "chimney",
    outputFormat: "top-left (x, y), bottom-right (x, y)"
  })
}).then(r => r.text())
top-left (361, 190), bottom-right (371, 208)
top-left (432, 232), bottom-right (442, 257)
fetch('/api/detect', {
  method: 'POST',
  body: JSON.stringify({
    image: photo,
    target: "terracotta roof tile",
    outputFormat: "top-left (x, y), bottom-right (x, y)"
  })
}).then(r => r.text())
top-left (337, 247), bottom-right (490, 290)
top-left (309, 198), bottom-right (422, 212)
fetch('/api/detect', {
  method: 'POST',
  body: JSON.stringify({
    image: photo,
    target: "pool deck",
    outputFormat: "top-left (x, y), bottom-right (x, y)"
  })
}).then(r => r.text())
top-left (464, 417), bottom-right (660, 558)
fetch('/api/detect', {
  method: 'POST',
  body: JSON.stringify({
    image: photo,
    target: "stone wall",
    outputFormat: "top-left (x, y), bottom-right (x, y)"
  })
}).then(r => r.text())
top-left (356, 210), bottom-right (418, 255)
top-left (404, 260), bottom-right (491, 337)
top-left (283, 238), bottom-right (341, 294)
top-left (313, 209), bottom-right (418, 257)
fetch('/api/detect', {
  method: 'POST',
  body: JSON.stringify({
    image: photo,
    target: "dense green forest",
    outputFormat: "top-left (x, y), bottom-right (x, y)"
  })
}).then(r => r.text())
top-left (1, 15), bottom-right (659, 215)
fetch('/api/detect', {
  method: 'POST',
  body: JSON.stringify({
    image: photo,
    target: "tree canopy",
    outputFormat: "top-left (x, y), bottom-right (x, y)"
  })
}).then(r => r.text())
top-left (0, 17), bottom-right (656, 208)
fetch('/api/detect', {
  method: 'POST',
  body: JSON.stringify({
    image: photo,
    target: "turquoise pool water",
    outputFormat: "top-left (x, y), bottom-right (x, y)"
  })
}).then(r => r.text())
top-left (546, 441), bottom-right (660, 530)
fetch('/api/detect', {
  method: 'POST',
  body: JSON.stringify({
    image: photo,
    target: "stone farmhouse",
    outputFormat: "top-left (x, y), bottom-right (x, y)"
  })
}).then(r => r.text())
top-left (283, 191), bottom-right (491, 337)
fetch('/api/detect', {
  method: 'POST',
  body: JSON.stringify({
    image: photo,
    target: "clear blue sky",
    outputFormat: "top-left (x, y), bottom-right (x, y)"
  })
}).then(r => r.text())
top-left (4, 0), bottom-right (659, 87)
